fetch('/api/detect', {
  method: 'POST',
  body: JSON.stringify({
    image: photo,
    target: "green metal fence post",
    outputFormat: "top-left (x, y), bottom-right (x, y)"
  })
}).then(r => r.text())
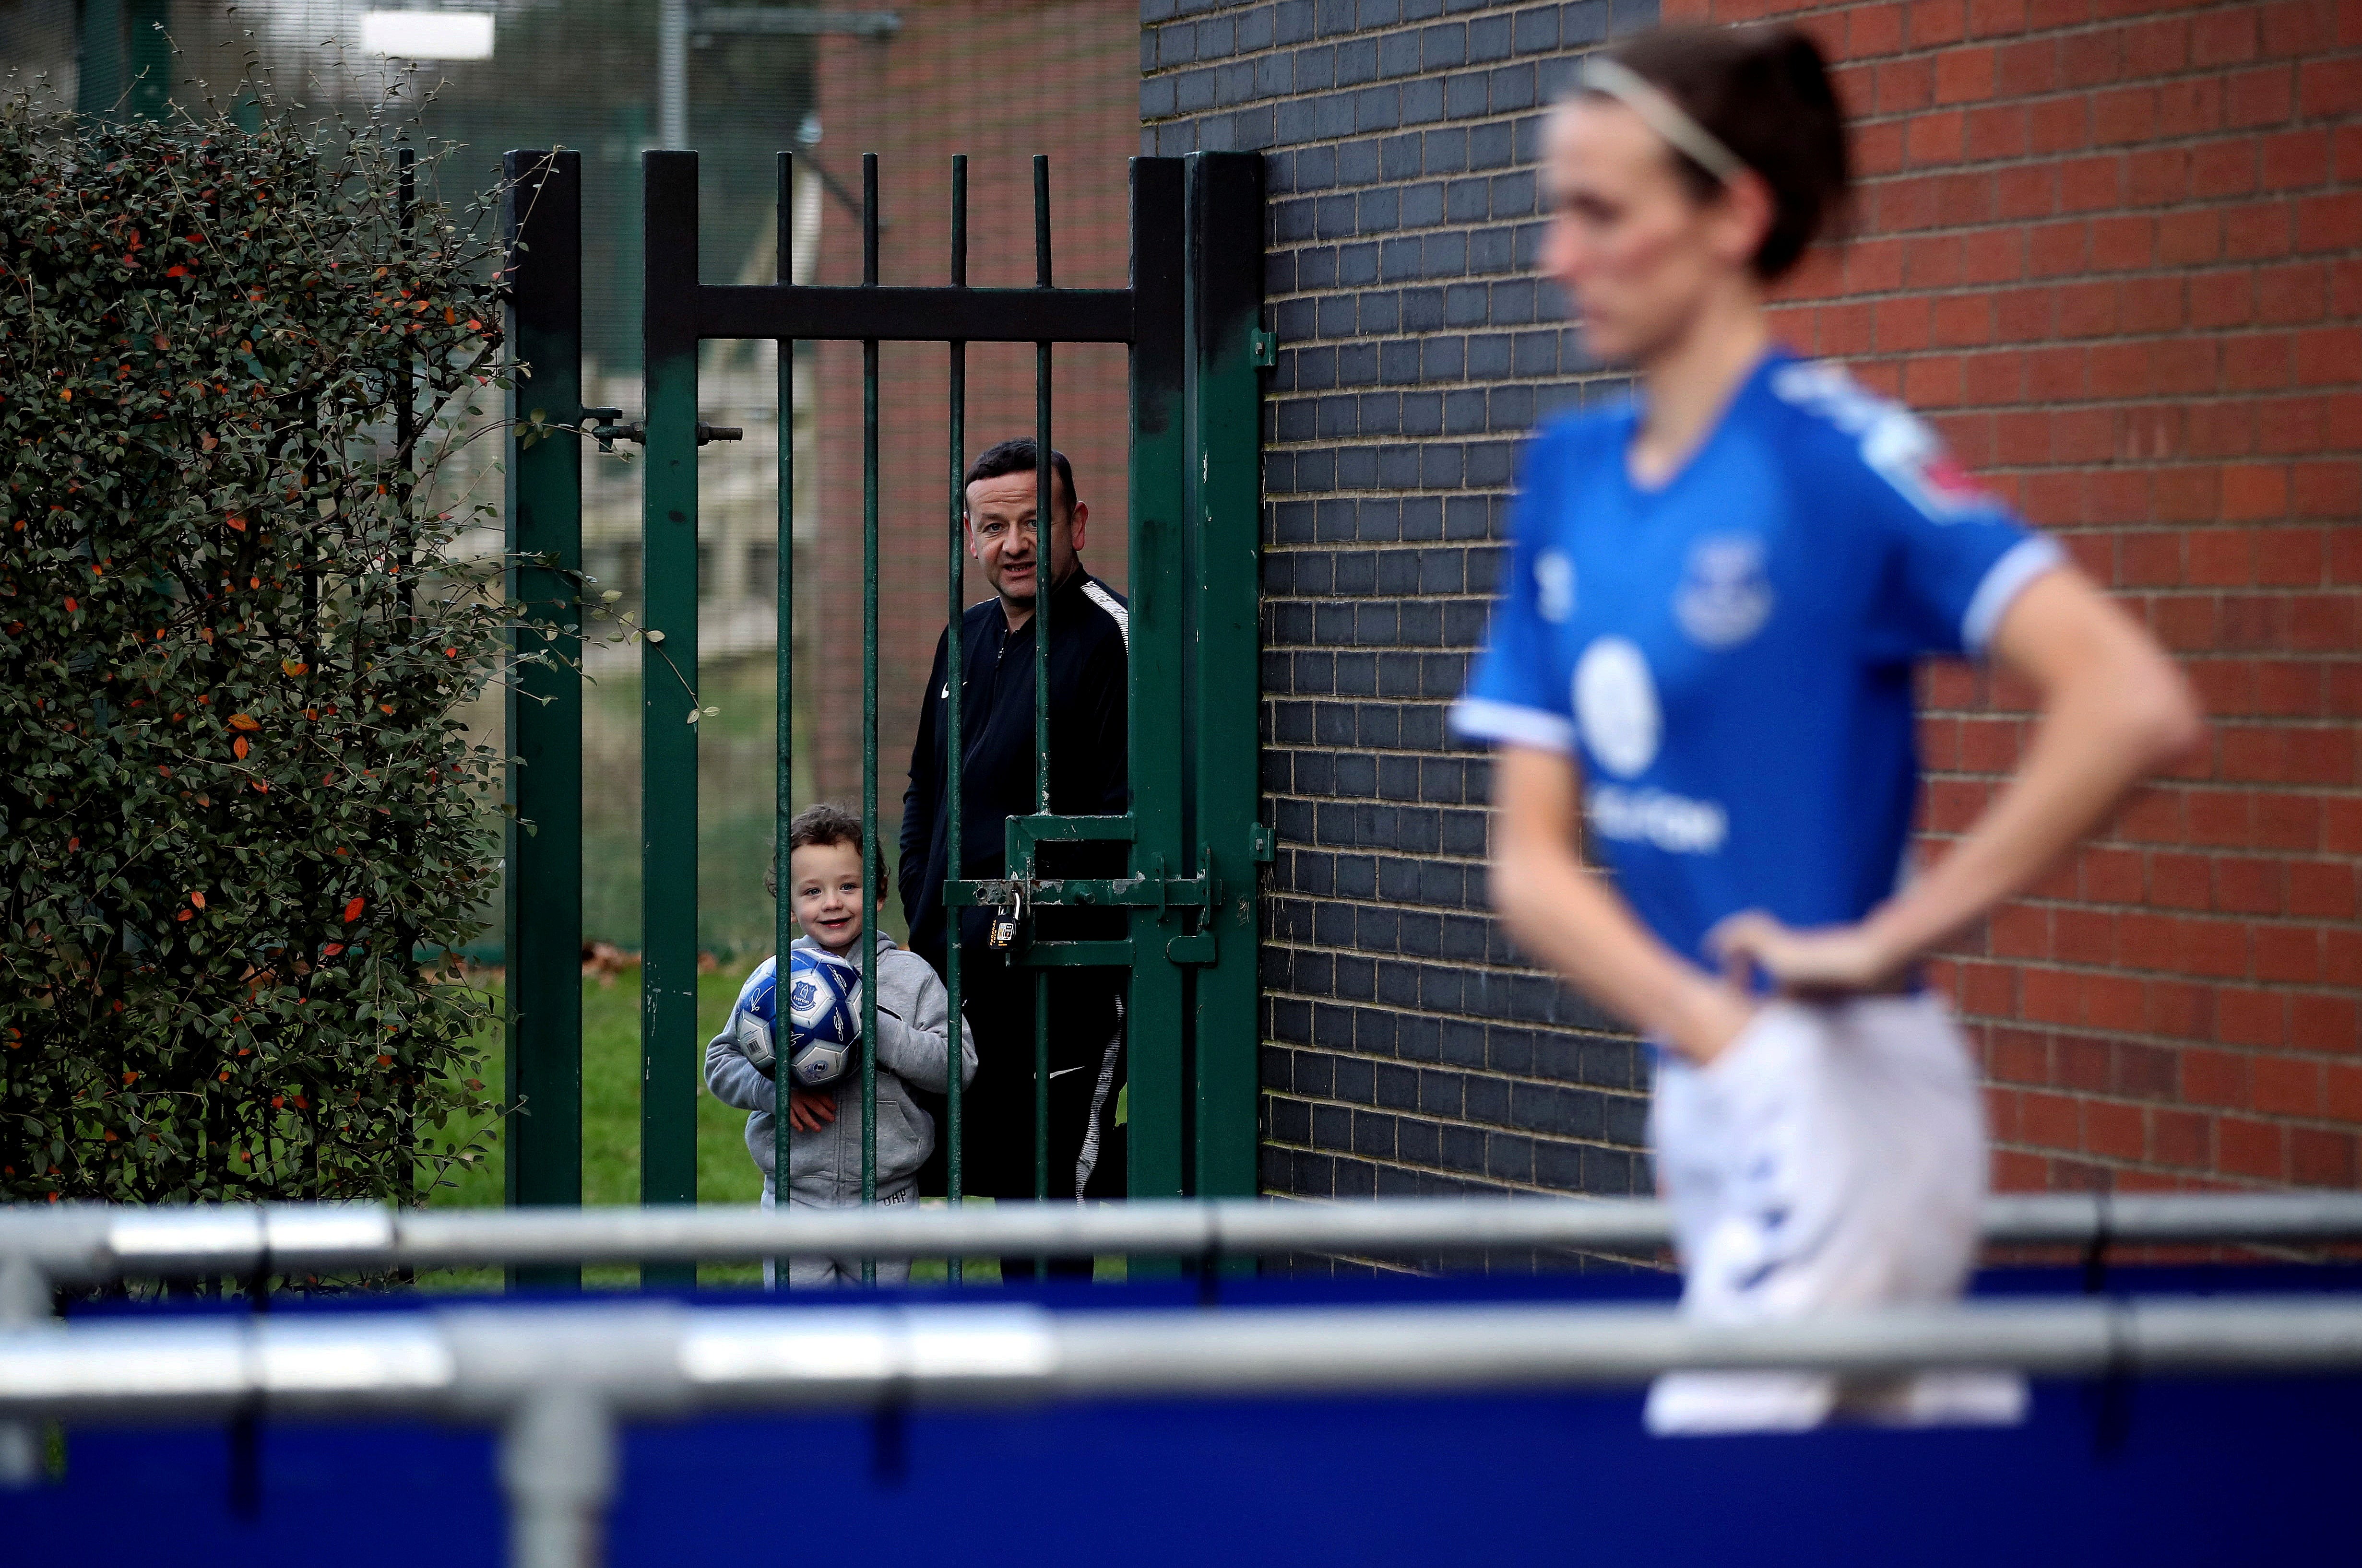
top-left (75, 0), bottom-right (125, 118)
top-left (944, 154), bottom-right (969, 1282)
top-left (1183, 153), bottom-right (1266, 1202)
top-left (772, 152), bottom-right (797, 1285)
top-left (500, 151), bottom-right (586, 1291)
top-left (124, 0), bottom-right (169, 122)
top-left (1031, 155), bottom-right (1054, 1221)
top-left (640, 152), bottom-right (702, 1279)
top-left (860, 153), bottom-right (881, 1285)
top-left (1123, 159), bottom-right (1188, 1210)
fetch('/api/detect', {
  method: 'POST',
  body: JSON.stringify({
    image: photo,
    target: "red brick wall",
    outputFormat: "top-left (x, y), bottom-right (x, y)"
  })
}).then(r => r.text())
top-left (1663, 0), bottom-right (2362, 1191)
top-left (809, 1), bottom-right (1141, 815)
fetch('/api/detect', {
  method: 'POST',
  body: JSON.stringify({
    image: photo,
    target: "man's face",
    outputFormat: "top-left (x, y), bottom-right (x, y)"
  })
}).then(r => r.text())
top-left (964, 468), bottom-right (1088, 614)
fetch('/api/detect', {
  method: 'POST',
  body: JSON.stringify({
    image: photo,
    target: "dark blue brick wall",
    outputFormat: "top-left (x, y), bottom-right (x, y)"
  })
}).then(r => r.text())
top-left (1142, 0), bottom-right (1661, 1205)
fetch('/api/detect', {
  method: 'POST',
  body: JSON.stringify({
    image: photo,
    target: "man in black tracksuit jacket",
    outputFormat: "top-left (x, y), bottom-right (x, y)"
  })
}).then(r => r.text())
top-left (899, 439), bottom-right (1128, 1272)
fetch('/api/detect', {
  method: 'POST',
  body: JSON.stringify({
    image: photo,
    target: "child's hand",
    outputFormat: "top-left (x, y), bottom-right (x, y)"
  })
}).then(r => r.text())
top-left (785, 1088), bottom-right (837, 1132)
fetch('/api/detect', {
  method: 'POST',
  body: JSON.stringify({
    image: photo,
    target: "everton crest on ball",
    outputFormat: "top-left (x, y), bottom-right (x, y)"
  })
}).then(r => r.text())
top-left (730, 947), bottom-right (862, 1088)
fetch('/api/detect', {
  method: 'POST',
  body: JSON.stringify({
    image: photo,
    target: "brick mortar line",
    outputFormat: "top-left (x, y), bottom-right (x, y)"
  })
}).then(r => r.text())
top-left (1257, 461), bottom-right (2362, 480)
top-left (1259, 1116), bottom-right (1650, 1154)
top-left (1261, 942), bottom-right (1610, 981)
top-left (1137, 0), bottom-right (2359, 70)
top-left (1951, 967), bottom-right (2362, 996)
top-left (1921, 771), bottom-right (2362, 788)
top-left (1936, 910), bottom-right (2362, 934)
top-left (1259, 1129), bottom-right (1651, 1161)
top-left (1276, 1077), bottom-right (2362, 1143)
top-left (1272, 878), bottom-right (2362, 911)
top-left (1264, 1069), bottom-right (1648, 1102)
top-left (1258, 365), bottom-right (2362, 393)
top-left (1258, 340), bottom-right (2362, 368)
top-left (1271, 926), bottom-right (2362, 971)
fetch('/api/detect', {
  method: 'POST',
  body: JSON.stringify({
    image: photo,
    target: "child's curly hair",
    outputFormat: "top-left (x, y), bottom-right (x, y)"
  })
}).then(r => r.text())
top-left (766, 802), bottom-right (891, 900)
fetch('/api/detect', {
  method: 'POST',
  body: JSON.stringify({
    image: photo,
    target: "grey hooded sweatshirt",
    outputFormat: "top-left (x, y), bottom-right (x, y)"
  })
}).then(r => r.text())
top-left (704, 934), bottom-right (978, 1206)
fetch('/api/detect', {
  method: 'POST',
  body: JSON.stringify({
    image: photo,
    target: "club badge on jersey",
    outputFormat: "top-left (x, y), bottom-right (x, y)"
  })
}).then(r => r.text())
top-left (732, 948), bottom-right (862, 1089)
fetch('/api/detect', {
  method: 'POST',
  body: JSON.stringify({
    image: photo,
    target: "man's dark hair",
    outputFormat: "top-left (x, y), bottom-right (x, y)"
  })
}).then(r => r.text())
top-left (766, 802), bottom-right (889, 901)
top-left (964, 437), bottom-right (1078, 512)
top-left (1585, 25), bottom-right (1851, 281)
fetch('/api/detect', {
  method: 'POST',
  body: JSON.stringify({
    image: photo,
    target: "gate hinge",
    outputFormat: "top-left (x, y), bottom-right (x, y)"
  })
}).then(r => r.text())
top-left (1249, 821), bottom-right (1274, 864)
top-left (1247, 327), bottom-right (1276, 369)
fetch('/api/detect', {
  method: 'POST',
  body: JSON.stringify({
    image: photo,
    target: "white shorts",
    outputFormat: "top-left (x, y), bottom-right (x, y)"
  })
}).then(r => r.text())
top-left (1645, 993), bottom-right (2026, 1434)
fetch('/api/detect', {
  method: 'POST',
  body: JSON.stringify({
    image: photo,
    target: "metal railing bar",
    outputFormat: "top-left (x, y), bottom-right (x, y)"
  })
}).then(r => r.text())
top-left (5, 1194), bottom-right (2362, 1282)
top-left (9, 1297), bottom-right (2362, 1425)
top-left (695, 285), bottom-right (1132, 345)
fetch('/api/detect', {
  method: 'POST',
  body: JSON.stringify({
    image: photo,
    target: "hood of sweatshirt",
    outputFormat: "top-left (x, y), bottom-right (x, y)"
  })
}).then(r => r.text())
top-left (790, 931), bottom-right (899, 971)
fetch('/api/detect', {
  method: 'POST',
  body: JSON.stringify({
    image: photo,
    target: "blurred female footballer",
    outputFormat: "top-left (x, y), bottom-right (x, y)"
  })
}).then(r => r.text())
top-left (1452, 26), bottom-right (2203, 1431)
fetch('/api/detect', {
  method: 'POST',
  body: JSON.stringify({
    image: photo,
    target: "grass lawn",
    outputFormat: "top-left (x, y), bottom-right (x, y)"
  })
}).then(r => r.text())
top-left (415, 971), bottom-right (1012, 1290)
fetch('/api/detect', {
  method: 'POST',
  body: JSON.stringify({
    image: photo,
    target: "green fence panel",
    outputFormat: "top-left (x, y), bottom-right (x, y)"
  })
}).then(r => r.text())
top-left (1185, 154), bottom-right (1268, 1202)
top-left (500, 151), bottom-right (587, 1291)
top-left (639, 153), bottom-right (702, 1287)
top-left (505, 149), bottom-right (1262, 1280)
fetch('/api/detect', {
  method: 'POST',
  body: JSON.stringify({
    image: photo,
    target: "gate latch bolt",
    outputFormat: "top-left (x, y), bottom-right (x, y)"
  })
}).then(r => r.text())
top-left (578, 408), bottom-right (743, 450)
top-left (580, 407), bottom-right (642, 453)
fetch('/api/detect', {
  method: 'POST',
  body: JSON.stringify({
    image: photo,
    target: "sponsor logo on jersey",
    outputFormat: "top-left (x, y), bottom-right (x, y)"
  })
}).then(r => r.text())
top-left (1535, 549), bottom-right (1577, 624)
top-left (1586, 784), bottom-right (1729, 855)
top-left (1573, 636), bottom-right (1660, 778)
top-left (1771, 359), bottom-right (1996, 523)
top-left (1674, 534), bottom-right (1773, 648)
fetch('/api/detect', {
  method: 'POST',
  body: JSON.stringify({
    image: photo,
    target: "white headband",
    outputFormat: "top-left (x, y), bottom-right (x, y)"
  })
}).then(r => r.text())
top-left (1578, 56), bottom-right (1747, 185)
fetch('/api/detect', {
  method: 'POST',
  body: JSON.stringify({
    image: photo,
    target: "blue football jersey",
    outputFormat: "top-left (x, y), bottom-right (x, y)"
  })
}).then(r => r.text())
top-left (1452, 349), bottom-right (2063, 969)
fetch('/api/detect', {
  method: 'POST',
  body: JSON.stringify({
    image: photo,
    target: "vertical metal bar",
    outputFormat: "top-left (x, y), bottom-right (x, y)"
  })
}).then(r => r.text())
top-left (500, 150), bottom-right (585, 1292)
top-left (75, 0), bottom-right (125, 118)
top-left (640, 152), bottom-right (701, 1278)
top-left (1122, 159), bottom-right (1188, 1217)
top-left (860, 154), bottom-right (881, 1285)
top-left (944, 155), bottom-right (968, 1283)
top-left (773, 153), bottom-right (797, 1282)
top-left (1184, 153), bottom-right (1267, 1203)
top-left (1031, 155), bottom-right (1052, 1209)
top-left (124, 0), bottom-right (169, 122)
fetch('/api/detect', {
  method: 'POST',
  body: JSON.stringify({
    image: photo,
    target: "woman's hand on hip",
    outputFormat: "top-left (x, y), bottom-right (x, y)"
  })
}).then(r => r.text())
top-left (1707, 909), bottom-right (1903, 998)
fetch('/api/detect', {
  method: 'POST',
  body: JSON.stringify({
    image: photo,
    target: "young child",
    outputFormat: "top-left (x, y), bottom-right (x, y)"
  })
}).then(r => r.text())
top-left (705, 803), bottom-right (977, 1288)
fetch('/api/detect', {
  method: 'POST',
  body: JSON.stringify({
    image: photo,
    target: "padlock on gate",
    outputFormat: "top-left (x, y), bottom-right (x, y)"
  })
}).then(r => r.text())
top-left (987, 884), bottom-right (1024, 952)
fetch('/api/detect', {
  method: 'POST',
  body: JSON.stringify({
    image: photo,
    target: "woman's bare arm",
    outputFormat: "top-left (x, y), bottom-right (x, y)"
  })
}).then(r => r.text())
top-left (1711, 568), bottom-right (2205, 990)
top-left (1490, 744), bottom-right (1758, 1063)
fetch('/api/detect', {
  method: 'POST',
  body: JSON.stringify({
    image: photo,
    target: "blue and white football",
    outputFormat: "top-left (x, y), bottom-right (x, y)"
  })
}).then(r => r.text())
top-left (732, 947), bottom-right (863, 1089)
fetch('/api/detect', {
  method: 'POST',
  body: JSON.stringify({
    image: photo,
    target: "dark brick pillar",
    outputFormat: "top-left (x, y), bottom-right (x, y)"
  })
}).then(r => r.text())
top-left (1143, 0), bottom-right (1662, 1207)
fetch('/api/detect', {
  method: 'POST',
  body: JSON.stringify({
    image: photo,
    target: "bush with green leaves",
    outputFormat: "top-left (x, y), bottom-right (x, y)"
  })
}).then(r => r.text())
top-left (0, 95), bottom-right (524, 1204)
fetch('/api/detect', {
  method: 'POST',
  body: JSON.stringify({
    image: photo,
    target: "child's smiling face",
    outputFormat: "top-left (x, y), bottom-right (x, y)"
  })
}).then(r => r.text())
top-left (789, 839), bottom-right (864, 954)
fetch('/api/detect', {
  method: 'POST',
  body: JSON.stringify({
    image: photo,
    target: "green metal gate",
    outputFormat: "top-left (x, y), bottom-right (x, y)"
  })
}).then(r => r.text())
top-left (500, 149), bottom-right (1264, 1276)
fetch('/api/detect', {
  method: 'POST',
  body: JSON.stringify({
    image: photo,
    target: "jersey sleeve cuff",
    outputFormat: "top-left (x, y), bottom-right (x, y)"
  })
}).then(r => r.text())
top-left (1962, 535), bottom-right (2066, 655)
top-left (1448, 696), bottom-right (1576, 754)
